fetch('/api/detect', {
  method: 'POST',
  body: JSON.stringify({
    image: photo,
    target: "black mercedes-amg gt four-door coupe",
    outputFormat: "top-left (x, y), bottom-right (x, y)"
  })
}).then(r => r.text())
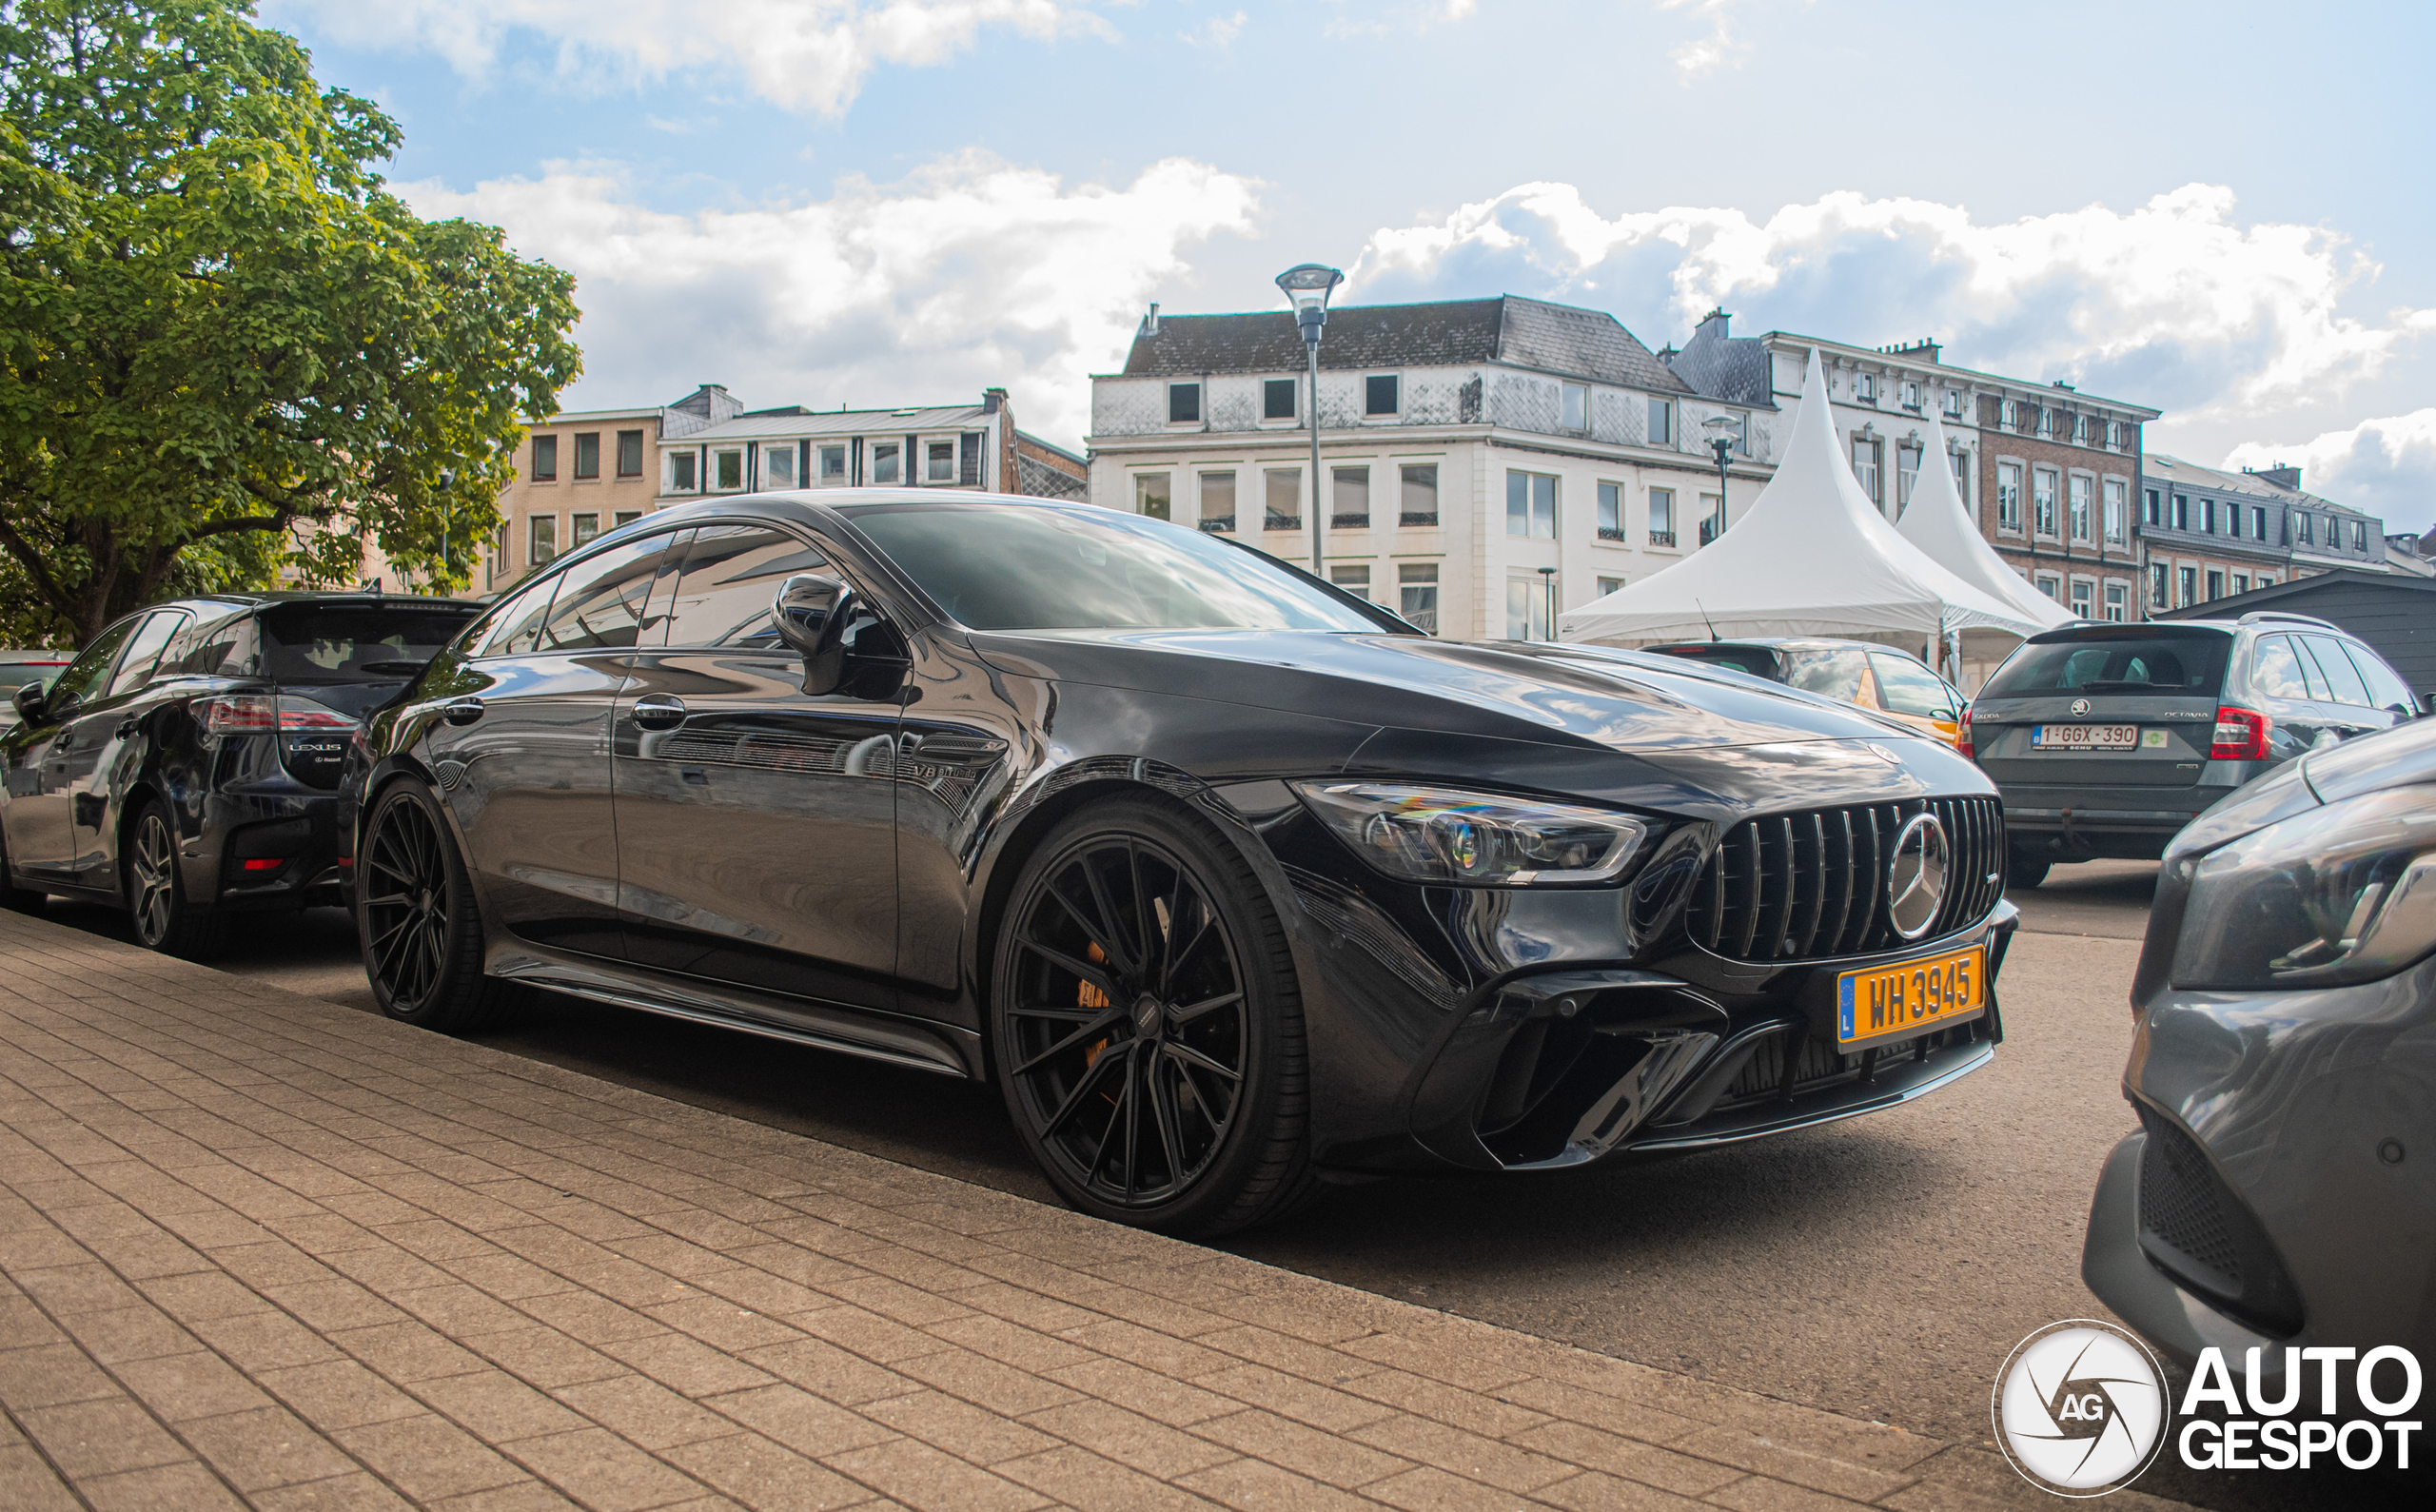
top-left (347, 493), bottom-right (2016, 1233)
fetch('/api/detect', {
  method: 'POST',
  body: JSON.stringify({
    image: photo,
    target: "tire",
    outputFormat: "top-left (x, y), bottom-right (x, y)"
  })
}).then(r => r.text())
top-left (0, 818), bottom-right (44, 915)
top-left (992, 795), bottom-right (1317, 1237)
top-left (358, 777), bottom-right (520, 1032)
top-left (126, 800), bottom-right (225, 958)
top-left (2007, 849), bottom-right (2052, 891)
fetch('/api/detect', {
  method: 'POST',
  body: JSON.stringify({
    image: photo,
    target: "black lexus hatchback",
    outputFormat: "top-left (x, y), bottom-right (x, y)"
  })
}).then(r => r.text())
top-left (346, 493), bottom-right (2017, 1234)
top-left (2, 593), bottom-right (483, 954)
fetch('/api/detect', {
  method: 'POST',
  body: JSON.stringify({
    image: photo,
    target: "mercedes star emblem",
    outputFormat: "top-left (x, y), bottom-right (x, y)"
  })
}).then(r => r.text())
top-left (2071, 697), bottom-right (2092, 717)
top-left (1886, 812), bottom-right (1951, 940)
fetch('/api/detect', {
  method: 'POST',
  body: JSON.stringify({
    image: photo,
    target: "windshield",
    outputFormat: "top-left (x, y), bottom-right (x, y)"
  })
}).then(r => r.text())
top-left (840, 502), bottom-right (1388, 633)
top-left (1980, 632), bottom-right (2232, 698)
top-left (259, 603), bottom-right (485, 684)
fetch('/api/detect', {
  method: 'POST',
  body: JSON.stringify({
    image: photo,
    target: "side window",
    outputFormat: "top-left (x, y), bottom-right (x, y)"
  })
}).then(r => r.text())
top-left (662, 525), bottom-right (831, 648)
top-left (1779, 649), bottom-right (1868, 703)
top-left (474, 573), bottom-right (562, 658)
top-left (1868, 653), bottom-right (1956, 717)
top-left (535, 534), bottom-right (675, 653)
top-left (44, 619), bottom-right (140, 712)
top-left (2247, 636), bottom-right (2312, 702)
top-left (2299, 635), bottom-right (2371, 706)
top-left (105, 612), bottom-right (190, 698)
top-left (2342, 642), bottom-right (2419, 717)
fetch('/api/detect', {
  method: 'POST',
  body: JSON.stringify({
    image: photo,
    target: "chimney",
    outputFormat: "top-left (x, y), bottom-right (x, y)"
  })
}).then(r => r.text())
top-left (982, 386), bottom-right (1007, 416)
top-left (2248, 462), bottom-right (2302, 490)
top-left (1696, 307), bottom-right (1730, 339)
top-left (1144, 302), bottom-right (1160, 336)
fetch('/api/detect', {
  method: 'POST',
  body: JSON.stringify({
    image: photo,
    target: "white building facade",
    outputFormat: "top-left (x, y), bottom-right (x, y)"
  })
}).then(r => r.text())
top-left (652, 388), bottom-right (1083, 509)
top-left (1086, 296), bottom-right (1771, 641)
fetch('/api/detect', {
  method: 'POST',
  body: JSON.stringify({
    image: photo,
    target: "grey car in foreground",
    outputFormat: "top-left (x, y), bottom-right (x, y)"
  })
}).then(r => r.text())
top-left (1968, 614), bottom-right (2419, 887)
top-left (2084, 716), bottom-right (2436, 1399)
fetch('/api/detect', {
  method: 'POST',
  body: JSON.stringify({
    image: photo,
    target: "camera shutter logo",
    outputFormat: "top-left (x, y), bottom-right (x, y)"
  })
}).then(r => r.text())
top-left (1885, 812), bottom-right (1950, 940)
top-left (2071, 697), bottom-right (2092, 717)
top-left (1994, 1320), bottom-right (2171, 1496)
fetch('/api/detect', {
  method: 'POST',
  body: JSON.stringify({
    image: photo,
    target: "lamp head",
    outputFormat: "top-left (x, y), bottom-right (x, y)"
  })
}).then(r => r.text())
top-left (1275, 264), bottom-right (1344, 344)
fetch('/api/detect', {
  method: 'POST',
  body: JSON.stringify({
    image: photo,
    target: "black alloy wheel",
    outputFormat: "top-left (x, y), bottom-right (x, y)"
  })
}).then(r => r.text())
top-left (993, 797), bottom-right (1312, 1236)
top-left (359, 778), bottom-right (517, 1031)
top-left (125, 800), bottom-right (222, 958)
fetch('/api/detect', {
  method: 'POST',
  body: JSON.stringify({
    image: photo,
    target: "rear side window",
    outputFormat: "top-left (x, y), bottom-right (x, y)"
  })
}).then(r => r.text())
top-left (1980, 633), bottom-right (2231, 698)
top-left (1867, 653), bottom-right (1956, 717)
top-left (259, 604), bottom-right (484, 684)
top-left (2297, 635), bottom-right (2370, 706)
top-left (475, 575), bottom-right (560, 658)
top-left (1778, 648), bottom-right (1868, 702)
top-left (536, 534), bottom-right (673, 653)
top-left (2248, 636), bottom-right (2314, 702)
top-left (661, 525), bottom-right (830, 648)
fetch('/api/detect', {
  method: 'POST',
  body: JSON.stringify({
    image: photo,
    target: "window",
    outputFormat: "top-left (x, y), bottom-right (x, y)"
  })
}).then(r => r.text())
top-left (2297, 513), bottom-right (2315, 545)
top-left (1597, 576), bottom-right (1625, 597)
top-left (1134, 473), bottom-right (1170, 522)
top-left (1896, 444), bottom-right (1921, 513)
top-left (1902, 381), bottom-right (1921, 410)
top-left (716, 448), bottom-right (744, 490)
top-left (1647, 487), bottom-right (1676, 546)
top-left (2069, 475), bottom-right (2092, 542)
top-left (1365, 375), bottom-right (1400, 417)
top-left (1264, 378), bottom-right (1297, 421)
top-left (2104, 582), bottom-right (2128, 622)
top-left (1951, 449), bottom-right (1970, 505)
top-left (1943, 389), bottom-right (1965, 417)
top-left (1505, 578), bottom-right (1552, 641)
top-left (1264, 468), bottom-right (1302, 530)
top-left (1331, 466), bottom-right (1369, 527)
top-left (2072, 415), bottom-right (2089, 443)
top-left (2348, 645), bottom-right (2420, 717)
top-left (1399, 464), bottom-right (1438, 526)
top-left (573, 513), bottom-right (600, 547)
top-left (2149, 563), bottom-right (2169, 609)
top-left (1329, 564), bottom-right (1371, 600)
top-left (2232, 572), bottom-right (2249, 595)
top-left (1854, 373), bottom-right (1876, 403)
top-left (1852, 438), bottom-right (1881, 506)
top-left (1997, 463), bottom-right (2023, 530)
top-left (2033, 469), bottom-right (2059, 536)
top-left (2228, 503), bottom-right (2244, 540)
top-left (1699, 494), bottom-right (1722, 542)
top-left (2253, 505), bottom-right (2269, 540)
top-left (2001, 400), bottom-right (2018, 429)
top-left (538, 533), bottom-right (669, 652)
top-left (2258, 573), bottom-right (2277, 587)
top-left (2355, 520), bottom-right (2369, 551)
top-left (1198, 471), bottom-right (1236, 532)
top-left (106, 612), bottom-right (187, 698)
top-left (616, 511), bottom-right (642, 528)
top-left (2035, 574), bottom-right (2062, 602)
top-left (669, 452), bottom-right (697, 493)
top-left (2144, 487), bottom-right (2160, 525)
top-left (820, 445), bottom-right (846, 481)
top-left (2206, 569), bottom-right (2225, 600)
top-left (2201, 498), bottom-right (2217, 534)
top-left (1168, 383), bottom-right (1201, 423)
top-left (2070, 579), bottom-right (2093, 619)
top-left (2103, 480), bottom-right (2126, 544)
top-left (523, 515), bottom-right (558, 568)
top-left (871, 443), bottom-right (899, 485)
top-left (763, 443), bottom-right (796, 489)
top-left (1560, 383), bottom-right (1588, 432)
top-left (1647, 398), bottom-right (1671, 445)
top-left (662, 525), bottom-right (829, 648)
top-left (616, 429), bottom-right (644, 479)
top-left (2036, 407), bottom-right (2053, 437)
top-left (2301, 635), bottom-right (2372, 706)
top-left (1870, 652), bottom-right (1957, 717)
top-left (1504, 470), bottom-right (1555, 538)
top-left (2178, 565), bottom-right (2197, 607)
top-left (2169, 493), bottom-right (2187, 530)
top-left (927, 442), bottom-right (954, 482)
top-left (1398, 563), bottom-right (1439, 634)
top-left (1597, 481), bottom-right (1624, 541)
top-left (574, 432), bottom-right (600, 480)
top-left (530, 434), bottom-right (558, 481)
top-left (2249, 637), bottom-right (2314, 701)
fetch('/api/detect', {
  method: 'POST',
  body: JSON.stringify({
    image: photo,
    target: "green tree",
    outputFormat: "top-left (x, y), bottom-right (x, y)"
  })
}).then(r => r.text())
top-left (0, 0), bottom-right (580, 646)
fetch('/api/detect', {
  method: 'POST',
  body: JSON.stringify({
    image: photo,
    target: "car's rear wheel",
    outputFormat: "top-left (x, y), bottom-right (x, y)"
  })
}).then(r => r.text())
top-left (126, 800), bottom-right (224, 958)
top-left (2007, 849), bottom-right (2051, 890)
top-left (359, 778), bottom-right (518, 1031)
top-left (992, 797), bottom-right (1313, 1236)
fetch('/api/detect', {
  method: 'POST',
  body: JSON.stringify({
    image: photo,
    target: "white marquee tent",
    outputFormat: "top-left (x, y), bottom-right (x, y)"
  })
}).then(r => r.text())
top-left (1897, 403), bottom-right (2075, 632)
top-left (1559, 349), bottom-right (2049, 649)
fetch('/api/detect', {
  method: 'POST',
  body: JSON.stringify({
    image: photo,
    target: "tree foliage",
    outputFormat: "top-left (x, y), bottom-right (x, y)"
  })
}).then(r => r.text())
top-left (0, 0), bottom-right (580, 645)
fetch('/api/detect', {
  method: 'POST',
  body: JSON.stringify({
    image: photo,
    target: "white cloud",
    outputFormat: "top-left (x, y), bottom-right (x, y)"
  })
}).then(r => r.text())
top-left (1658, 0), bottom-right (1750, 81)
top-left (1347, 181), bottom-right (2436, 423)
top-left (267, 0), bottom-right (1114, 116)
top-left (1182, 10), bottom-right (1247, 49)
top-left (402, 152), bottom-right (1260, 443)
top-left (1321, 0), bottom-right (1476, 40)
top-left (2225, 410), bottom-right (2436, 530)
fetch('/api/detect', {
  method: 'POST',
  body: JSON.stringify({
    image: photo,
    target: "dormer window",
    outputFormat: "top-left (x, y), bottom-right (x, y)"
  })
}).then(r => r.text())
top-left (2001, 400), bottom-right (2018, 429)
top-left (1901, 381), bottom-right (1921, 410)
top-left (1365, 375), bottom-right (1400, 417)
top-left (1855, 373), bottom-right (1876, 403)
top-left (1560, 383), bottom-right (1588, 432)
top-left (1942, 389), bottom-right (1965, 417)
top-left (1168, 383), bottom-right (1201, 423)
top-left (1263, 378), bottom-right (1296, 421)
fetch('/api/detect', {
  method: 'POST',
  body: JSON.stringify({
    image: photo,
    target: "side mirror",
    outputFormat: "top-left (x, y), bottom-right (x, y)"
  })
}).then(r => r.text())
top-left (773, 574), bottom-right (857, 696)
top-left (11, 680), bottom-right (48, 725)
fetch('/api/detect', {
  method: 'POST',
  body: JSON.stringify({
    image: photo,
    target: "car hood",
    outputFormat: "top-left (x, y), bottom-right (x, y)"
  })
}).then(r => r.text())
top-left (965, 628), bottom-right (1934, 756)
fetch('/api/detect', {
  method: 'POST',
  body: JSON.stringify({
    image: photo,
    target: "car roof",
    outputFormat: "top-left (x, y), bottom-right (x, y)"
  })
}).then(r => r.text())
top-left (1646, 638), bottom-right (1934, 658)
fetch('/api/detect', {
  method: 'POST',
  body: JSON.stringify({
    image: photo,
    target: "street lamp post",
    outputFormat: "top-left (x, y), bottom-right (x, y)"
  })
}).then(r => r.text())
top-left (1700, 415), bottom-right (1739, 546)
top-left (1275, 264), bottom-right (1345, 577)
top-left (436, 467), bottom-right (457, 594)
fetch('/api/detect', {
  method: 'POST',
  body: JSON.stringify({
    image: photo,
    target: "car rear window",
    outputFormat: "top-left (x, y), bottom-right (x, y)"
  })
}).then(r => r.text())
top-left (1979, 630), bottom-right (2231, 698)
top-left (1650, 645), bottom-right (1780, 679)
top-left (258, 603), bottom-right (484, 684)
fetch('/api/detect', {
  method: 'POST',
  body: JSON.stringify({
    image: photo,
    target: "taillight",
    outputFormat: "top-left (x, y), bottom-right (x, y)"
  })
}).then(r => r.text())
top-left (2210, 705), bottom-right (2270, 761)
top-left (1957, 704), bottom-right (1974, 760)
top-left (196, 696), bottom-right (360, 738)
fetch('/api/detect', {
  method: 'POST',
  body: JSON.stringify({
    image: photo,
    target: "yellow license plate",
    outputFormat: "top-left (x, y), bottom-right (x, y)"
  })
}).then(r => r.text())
top-left (1837, 946), bottom-right (1984, 1048)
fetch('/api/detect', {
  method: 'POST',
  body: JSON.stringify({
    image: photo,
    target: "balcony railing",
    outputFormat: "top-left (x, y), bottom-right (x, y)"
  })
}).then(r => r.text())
top-left (1199, 516), bottom-right (1235, 533)
top-left (1597, 526), bottom-right (1625, 542)
top-left (1330, 513), bottom-right (1369, 529)
top-left (1647, 529), bottom-right (1676, 548)
top-left (1264, 513), bottom-right (1302, 531)
top-left (1399, 511), bottom-right (1438, 527)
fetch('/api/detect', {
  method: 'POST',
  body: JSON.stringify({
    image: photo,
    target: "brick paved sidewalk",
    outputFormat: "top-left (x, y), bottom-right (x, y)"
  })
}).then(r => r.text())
top-left (0, 912), bottom-right (2187, 1512)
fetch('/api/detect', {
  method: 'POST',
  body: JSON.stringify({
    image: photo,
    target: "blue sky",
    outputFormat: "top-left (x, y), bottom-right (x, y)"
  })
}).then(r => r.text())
top-left (262, 0), bottom-right (2436, 527)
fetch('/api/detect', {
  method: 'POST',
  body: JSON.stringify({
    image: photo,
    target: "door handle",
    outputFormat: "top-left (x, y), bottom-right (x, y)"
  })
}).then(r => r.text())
top-left (442, 697), bottom-right (486, 726)
top-left (631, 696), bottom-right (687, 732)
top-left (115, 719), bottom-right (138, 740)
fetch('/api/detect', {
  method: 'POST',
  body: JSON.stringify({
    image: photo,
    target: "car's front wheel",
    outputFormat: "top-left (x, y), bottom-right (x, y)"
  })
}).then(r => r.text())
top-left (126, 800), bottom-right (224, 958)
top-left (2007, 848), bottom-right (2052, 890)
top-left (359, 777), bottom-right (519, 1031)
top-left (992, 796), bottom-right (1314, 1236)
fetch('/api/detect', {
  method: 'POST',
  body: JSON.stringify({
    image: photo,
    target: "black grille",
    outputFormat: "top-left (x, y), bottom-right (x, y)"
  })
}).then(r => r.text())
top-left (1685, 795), bottom-right (2004, 963)
top-left (2137, 1109), bottom-right (2243, 1293)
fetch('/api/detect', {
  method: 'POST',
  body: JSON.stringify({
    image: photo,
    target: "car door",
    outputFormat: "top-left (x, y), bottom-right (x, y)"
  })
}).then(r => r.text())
top-left (614, 521), bottom-right (906, 1013)
top-left (426, 531), bottom-right (672, 957)
top-left (64, 608), bottom-right (189, 887)
top-left (1866, 651), bottom-right (1964, 748)
top-left (2295, 634), bottom-right (2388, 744)
top-left (4, 617), bottom-right (140, 879)
top-left (2343, 640), bottom-right (2423, 723)
top-left (2240, 634), bottom-right (2327, 764)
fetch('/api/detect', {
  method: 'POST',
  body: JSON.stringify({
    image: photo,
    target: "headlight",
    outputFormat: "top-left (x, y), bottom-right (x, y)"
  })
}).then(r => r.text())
top-left (2171, 788), bottom-right (2436, 989)
top-left (1292, 781), bottom-right (1649, 886)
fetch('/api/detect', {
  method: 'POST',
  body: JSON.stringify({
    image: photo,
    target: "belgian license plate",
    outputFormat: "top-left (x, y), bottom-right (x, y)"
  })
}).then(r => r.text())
top-left (1837, 946), bottom-right (1984, 1048)
top-left (2032, 723), bottom-right (2138, 750)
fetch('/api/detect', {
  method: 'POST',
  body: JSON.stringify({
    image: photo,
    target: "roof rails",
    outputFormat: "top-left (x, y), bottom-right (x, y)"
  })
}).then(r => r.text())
top-left (2236, 610), bottom-right (2338, 630)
